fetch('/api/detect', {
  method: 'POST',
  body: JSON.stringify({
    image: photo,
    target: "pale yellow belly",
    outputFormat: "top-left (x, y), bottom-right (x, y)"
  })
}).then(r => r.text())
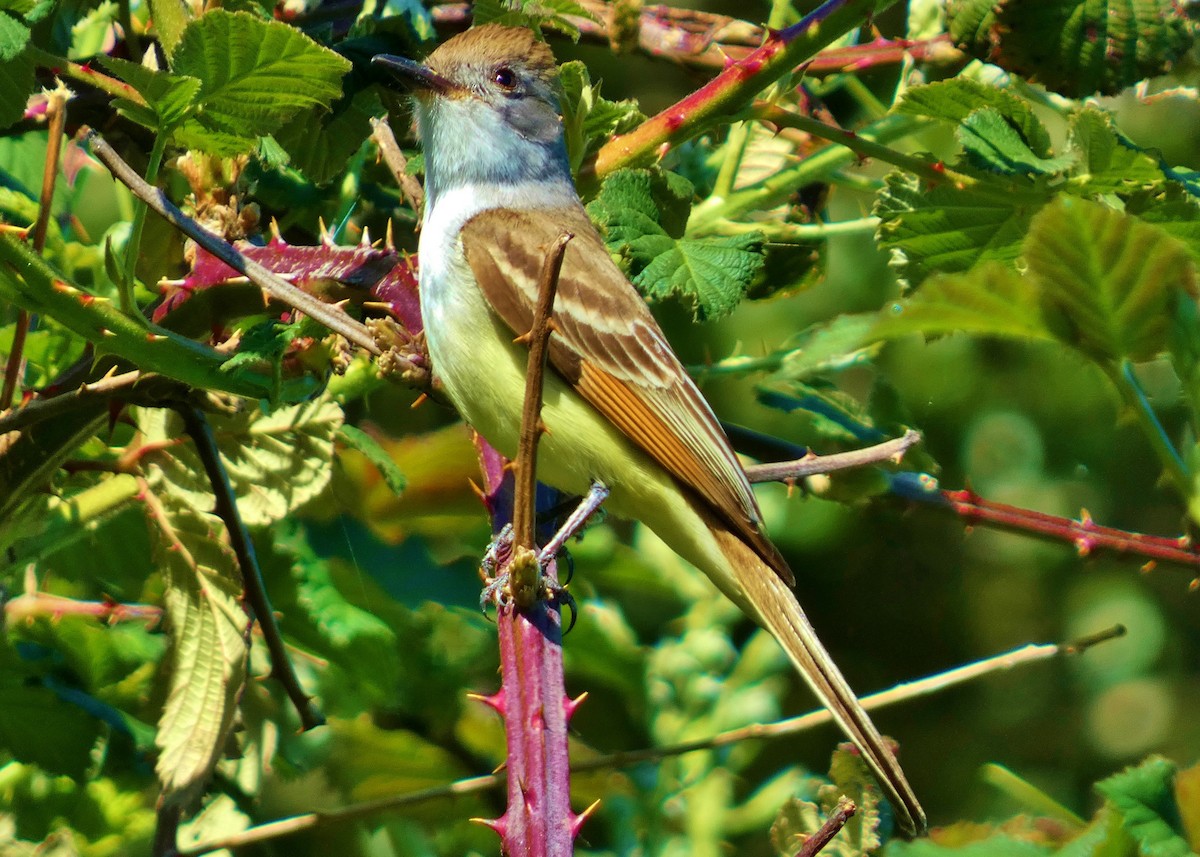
top-left (420, 257), bottom-right (737, 596)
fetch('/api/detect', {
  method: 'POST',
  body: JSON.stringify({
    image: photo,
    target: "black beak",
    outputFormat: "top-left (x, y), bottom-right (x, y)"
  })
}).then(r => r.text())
top-left (372, 54), bottom-right (455, 95)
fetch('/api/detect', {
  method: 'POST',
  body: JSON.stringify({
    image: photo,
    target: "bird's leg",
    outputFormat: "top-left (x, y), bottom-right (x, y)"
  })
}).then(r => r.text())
top-left (479, 482), bottom-right (609, 623)
top-left (539, 481), bottom-right (610, 565)
top-left (479, 523), bottom-right (515, 614)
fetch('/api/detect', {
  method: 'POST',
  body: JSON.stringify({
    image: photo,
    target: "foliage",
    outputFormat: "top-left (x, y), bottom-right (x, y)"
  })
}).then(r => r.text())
top-left (1, 0), bottom-right (1199, 853)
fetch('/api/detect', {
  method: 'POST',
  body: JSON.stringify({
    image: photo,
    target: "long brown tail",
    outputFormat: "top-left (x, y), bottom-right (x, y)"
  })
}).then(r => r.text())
top-left (710, 525), bottom-right (927, 835)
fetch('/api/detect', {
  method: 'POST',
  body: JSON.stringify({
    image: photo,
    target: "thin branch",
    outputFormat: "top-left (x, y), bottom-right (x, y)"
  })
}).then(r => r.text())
top-left (511, 232), bottom-right (572, 551)
top-left (749, 103), bottom-right (1047, 206)
top-left (175, 405), bottom-right (325, 732)
top-left (927, 485), bottom-right (1200, 575)
top-left (797, 797), bottom-right (856, 857)
top-left (177, 628), bottom-right (1123, 855)
top-left (592, 0), bottom-right (901, 179)
top-left (0, 368), bottom-right (144, 435)
top-left (570, 626), bottom-right (1125, 771)
top-left (3, 566), bottom-right (162, 627)
top-left (3, 87), bottom-right (67, 409)
top-left (82, 129), bottom-right (380, 355)
top-left (744, 430), bottom-right (920, 483)
top-left (370, 117), bottom-right (424, 215)
top-left (176, 774), bottom-right (501, 855)
top-left (429, 2), bottom-right (959, 73)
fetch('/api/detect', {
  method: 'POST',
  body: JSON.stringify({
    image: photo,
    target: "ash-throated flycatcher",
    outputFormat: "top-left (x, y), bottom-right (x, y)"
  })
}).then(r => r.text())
top-left (374, 24), bottom-right (925, 833)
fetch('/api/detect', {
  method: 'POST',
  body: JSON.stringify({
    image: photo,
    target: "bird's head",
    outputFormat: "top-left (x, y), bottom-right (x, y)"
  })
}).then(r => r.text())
top-left (373, 25), bottom-right (571, 203)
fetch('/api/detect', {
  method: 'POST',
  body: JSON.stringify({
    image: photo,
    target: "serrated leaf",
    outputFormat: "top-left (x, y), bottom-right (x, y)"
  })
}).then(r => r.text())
top-left (97, 56), bottom-right (201, 129)
top-left (1096, 756), bottom-right (1192, 857)
top-left (1067, 107), bottom-right (1168, 195)
top-left (136, 394), bottom-right (344, 528)
top-left (339, 424), bottom-right (406, 496)
top-left (149, 0), bottom-right (190, 56)
top-left (273, 87), bottom-right (379, 185)
top-left (898, 79), bottom-right (1053, 157)
top-left (171, 10), bottom-right (351, 155)
top-left (150, 497), bottom-right (249, 805)
top-left (1126, 185), bottom-right (1200, 264)
top-left (821, 746), bottom-right (883, 851)
top-left (991, 0), bottom-right (1194, 98)
top-left (769, 798), bottom-right (826, 857)
top-left (957, 107), bottom-right (1075, 176)
top-left (637, 233), bottom-right (764, 320)
top-left (1025, 196), bottom-right (1195, 363)
top-left (945, 0), bottom-right (997, 57)
top-left (0, 49), bottom-right (35, 130)
top-left (874, 170), bottom-right (1043, 289)
top-left (873, 262), bottom-right (1056, 343)
top-left (0, 12), bottom-right (29, 61)
top-left (559, 60), bottom-right (645, 173)
top-left (587, 168), bottom-right (759, 318)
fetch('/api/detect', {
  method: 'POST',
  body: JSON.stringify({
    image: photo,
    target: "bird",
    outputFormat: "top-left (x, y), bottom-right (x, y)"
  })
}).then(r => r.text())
top-left (372, 24), bottom-right (925, 834)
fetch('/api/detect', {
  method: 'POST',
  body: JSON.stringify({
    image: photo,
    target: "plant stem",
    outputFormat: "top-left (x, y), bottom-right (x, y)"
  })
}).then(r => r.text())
top-left (120, 130), bottom-right (168, 318)
top-left (2, 89), bottom-right (67, 409)
top-left (1111, 360), bottom-right (1190, 499)
top-left (688, 111), bottom-right (924, 233)
top-left (592, 0), bottom-right (902, 179)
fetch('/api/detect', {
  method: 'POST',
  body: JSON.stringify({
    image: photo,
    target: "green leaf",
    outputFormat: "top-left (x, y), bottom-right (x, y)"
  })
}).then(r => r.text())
top-left (1126, 185), bottom-right (1200, 264)
top-left (149, 0), bottom-right (191, 57)
top-left (0, 49), bottom-right (35, 130)
top-left (559, 60), bottom-right (645, 174)
top-left (957, 107), bottom-right (1075, 176)
top-left (773, 313), bottom-right (884, 381)
top-left (339, 424), bottom-right (406, 496)
top-left (273, 87), bottom-right (379, 185)
top-left (1024, 196), bottom-right (1194, 363)
top-left (874, 170), bottom-right (1043, 289)
top-left (872, 262), bottom-right (1056, 343)
top-left (0, 11), bottom-right (30, 60)
top-left (587, 168), bottom-right (760, 318)
top-left (990, 0), bottom-right (1194, 98)
top-left (1066, 107), bottom-right (1168, 195)
top-left (171, 10), bottom-right (351, 156)
top-left (136, 394), bottom-right (344, 528)
top-left (1096, 757), bottom-right (1192, 857)
top-left (636, 232), bottom-right (766, 320)
top-left (150, 498), bottom-right (249, 806)
top-left (97, 56), bottom-right (202, 129)
top-left (898, 79), bottom-right (1053, 157)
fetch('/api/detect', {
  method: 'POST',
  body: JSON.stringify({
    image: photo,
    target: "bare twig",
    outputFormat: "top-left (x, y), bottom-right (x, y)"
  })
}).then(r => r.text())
top-left (0, 369), bottom-right (145, 435)
top-left (936, 486), bottom-right (1200, 576)
top-left (3, 88), bottom-right (68, 409)
top-left (744, 430), bottom-right (920, 483)
top-left (177, 628), bottom-right (1123, 854)
top-left (176, 774), bottom-right (500, 855)
top-left (175, 405), bottom-right (325, 732)
top-left (370, 117), bottom-right (424, 215)
top-left (570, 626), bottom-right (1125, 771)
top-left (797, 798), bottom-right (857, 857)
top-left (82, 130), bottom-right (380, 355)
top-left (511, 232), bottom-right (572, 551)
top-left (429, 2), bottom-right (959, 72)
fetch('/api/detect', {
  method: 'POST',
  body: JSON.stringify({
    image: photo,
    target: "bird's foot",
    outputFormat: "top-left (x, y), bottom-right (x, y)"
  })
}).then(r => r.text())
top-left (479, 524), bottom-right (576, 630)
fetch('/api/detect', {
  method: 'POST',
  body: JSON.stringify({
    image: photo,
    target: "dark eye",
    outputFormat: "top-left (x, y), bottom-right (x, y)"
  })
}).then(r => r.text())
top-left (493, 66), bottom-right (516, 89)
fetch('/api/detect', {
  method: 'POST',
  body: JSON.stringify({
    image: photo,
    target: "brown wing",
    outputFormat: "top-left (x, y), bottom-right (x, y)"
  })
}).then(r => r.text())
top-left (460, 205), bottom-right (793, 584)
